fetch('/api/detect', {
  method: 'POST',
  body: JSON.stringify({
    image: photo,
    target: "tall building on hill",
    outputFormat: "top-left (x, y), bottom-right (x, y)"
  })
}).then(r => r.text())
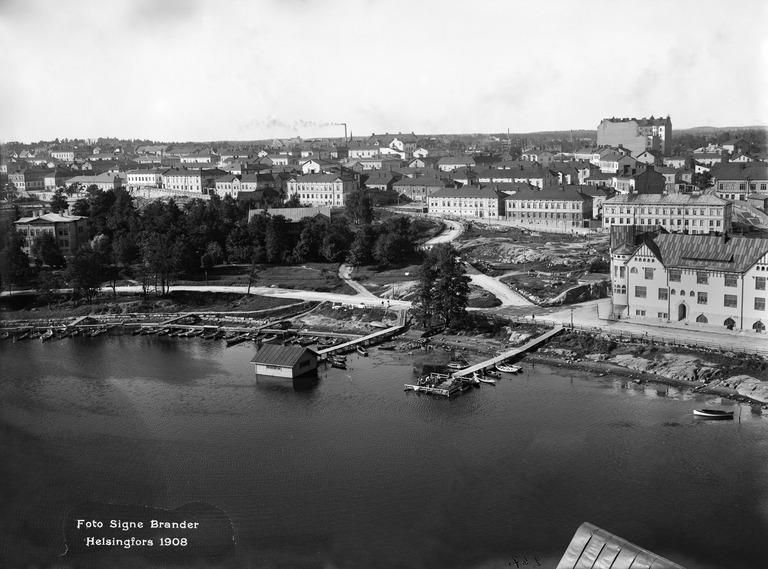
top-left (597, 116), bottom-right (672, 157)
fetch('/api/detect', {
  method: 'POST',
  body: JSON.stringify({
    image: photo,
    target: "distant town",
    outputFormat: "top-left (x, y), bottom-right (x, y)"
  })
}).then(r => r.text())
top-left (1, 116), bottom-right (768, 335)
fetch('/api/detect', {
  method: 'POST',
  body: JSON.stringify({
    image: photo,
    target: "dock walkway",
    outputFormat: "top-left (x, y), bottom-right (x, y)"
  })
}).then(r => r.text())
top-left (451, 326), bottom-right (565, 378)
top-left (316, 325), bottom-right (406, 356)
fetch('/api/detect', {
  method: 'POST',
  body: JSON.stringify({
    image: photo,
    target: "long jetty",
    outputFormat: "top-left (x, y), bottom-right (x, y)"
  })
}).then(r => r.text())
top-left (451, 325), bottom-right (565, 378)
top-left (316, 325), bottom-right (407, 357)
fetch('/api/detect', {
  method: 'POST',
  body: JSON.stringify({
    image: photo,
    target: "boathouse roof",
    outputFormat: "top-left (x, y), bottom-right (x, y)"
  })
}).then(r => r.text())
top-left (250, 344), bottom-right (316, 367)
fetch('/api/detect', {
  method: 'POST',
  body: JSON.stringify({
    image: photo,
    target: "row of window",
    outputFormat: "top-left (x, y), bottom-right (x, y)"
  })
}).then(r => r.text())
top-left (607, 207), bottom-right (722, 216)
top-left (609, 218), bottom-right (722, 227)
top-left (633, 286), bottom-right (765, 309)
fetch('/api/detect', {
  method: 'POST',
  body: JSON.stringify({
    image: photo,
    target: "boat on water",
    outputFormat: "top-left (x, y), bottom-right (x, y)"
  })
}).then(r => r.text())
top-left (28, 330), bottom-right (42, 340)
top-left (39, 329), bottom-right (54, 341)
top-left (260, 334), bottom-right (278, 343)
top-left (331, 361), bottom-right (347, 370)
top-left (473, 371), bottom-right (496, 385)
top-left (156, 328), bottom-right (171, 336)
top-left (446, 361), bottom-right (468, 371)
top-left (495, 363), bottom-right (522, 373)
top-left (357, 346), bottom-right (369, 357)
top-left (15, 331), bottom-right (30, 341)
top-left (0, 331), bottom-right (10, 340)
top-left (693, 409), bottom-right (734, 419)
top-left (226, 334), bottom-right (250, 347)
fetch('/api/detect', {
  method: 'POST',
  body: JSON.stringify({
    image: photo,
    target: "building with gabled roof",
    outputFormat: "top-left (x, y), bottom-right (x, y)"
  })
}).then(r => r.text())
top-left (610, 232), bottom-right (768, 331)
top-left (250, 344), bottom-right (318, 378)
top-left (393, 177), bottom-right (447, 202)
top-left (713, 162), bottom-right (768, 201)
top-left (437, 156), bottom-right (476, 172)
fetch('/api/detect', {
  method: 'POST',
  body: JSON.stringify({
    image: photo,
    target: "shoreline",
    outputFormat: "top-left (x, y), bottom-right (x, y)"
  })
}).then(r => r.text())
top-left (523, 352), bottom-right (768, 409)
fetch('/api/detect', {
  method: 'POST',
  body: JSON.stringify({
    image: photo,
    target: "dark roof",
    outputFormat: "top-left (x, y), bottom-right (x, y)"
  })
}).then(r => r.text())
top-left (651, 233), bottom-right (768, 273)
top-left (429, 186), bottom-right (503, 199)
top-left (250, 344), bottom-right (316, 366)
top-left (508, 186), bottom-right (591, 201)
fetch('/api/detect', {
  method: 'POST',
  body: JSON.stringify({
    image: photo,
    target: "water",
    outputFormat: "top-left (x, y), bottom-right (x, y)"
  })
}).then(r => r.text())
top-left (1, 333), bottom-right (767, 568)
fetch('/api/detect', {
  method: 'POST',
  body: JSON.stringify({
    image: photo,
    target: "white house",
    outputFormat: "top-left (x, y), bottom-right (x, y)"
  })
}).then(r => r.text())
top-left (610, 233), bottom-right (768, 332)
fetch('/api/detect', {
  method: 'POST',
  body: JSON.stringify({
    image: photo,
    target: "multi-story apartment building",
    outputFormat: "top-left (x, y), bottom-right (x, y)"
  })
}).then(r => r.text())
top-left (393, 177), bottom-right (446, 202)
top-left (504, 186), bottom-right (592, 228)
top-left (161, 168), bottom-right (226, 194)
top-left (610, 233), bottom-right (768, 332)
top-left (213, 174), bottom-right (242, 198)
top-left (126, 168), bottom-right (167, 188)
top-left (713, 163), bottom-right (768, 201)
top-left (427, 186), bottom-right (504, 219)
top-left (477, 165), bottom-right (558, 189)
top-left (597, 116), bottom-right (672, 157)
top-left (8, 168), bottom-right (47, 193)
top-left (14, 212), bottom-right (89, 256)
top-left (603, 194), bottom-right (732, 235)
top-left (285, 173), bottom-right (358, 207)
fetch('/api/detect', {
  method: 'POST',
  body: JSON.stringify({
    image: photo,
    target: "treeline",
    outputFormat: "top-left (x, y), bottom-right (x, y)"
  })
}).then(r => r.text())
top-left (0, 187), bottom-right (429, 300)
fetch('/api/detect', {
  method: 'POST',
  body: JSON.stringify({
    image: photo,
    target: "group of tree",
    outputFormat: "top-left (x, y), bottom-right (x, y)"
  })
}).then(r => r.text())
top-left (411, 243), bottom-right (471, 330)
top-left (0, 186), bottom-right (437, 300)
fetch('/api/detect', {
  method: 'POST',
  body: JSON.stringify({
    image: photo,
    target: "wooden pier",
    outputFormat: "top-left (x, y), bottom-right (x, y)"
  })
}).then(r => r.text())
top-left (316, 325), bottom-right (407, 357)
top-left (451, 326), bottom-right (565, 378)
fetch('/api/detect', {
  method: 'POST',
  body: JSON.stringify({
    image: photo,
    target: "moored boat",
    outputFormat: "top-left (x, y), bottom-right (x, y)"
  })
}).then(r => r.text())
top-left (40, 329), bottom-right (54, 341)
top-left (495, 363), bottom-right (522, 373)
top-left (693, 409), bottom-right (734, 419)
top-left (473, 371), bottom-right (496, 385)
top-left (357, 346), bottom-right (369, 357)
top-left (331, 361), bottom-right (347, 370)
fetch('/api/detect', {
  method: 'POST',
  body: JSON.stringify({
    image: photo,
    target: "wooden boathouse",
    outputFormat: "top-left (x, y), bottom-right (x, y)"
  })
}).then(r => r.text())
top-left (251, 344), bottom-right (318, 378)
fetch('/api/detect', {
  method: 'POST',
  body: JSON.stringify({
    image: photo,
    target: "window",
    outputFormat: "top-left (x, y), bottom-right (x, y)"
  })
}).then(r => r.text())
top-left (635, 286), bottom-right (647, 298)
top-left (756, 298), bottom-right (766, 311)
top-left (697, 292), bottom-right (708, 304)
top-left (757, 277), bottom-right (766, 291)
top-left (659, 288), bottom-right (668, 300)
top-left (724, 274), bottom-right (737, 287)
top-left (724, 294), bottom-right (738, 308)
top-left (644, 268), bottom-right (654, 280)
top-left (657, 312), bottom-right (668, 319)
top-left (697, 314), bottom-right (708, 323)
top-left (669, 269), bottom-right (681, 282)
top-left (635, 309), bottom-right (646, 316)
top-left (697, 272), bottom-right (709, 285)
top-left (630, 267), bottom-right (638, 274)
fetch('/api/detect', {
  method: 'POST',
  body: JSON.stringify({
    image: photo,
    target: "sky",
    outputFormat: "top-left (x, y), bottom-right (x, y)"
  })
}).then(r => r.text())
top-left (0, 0), bottom-right (766, 143)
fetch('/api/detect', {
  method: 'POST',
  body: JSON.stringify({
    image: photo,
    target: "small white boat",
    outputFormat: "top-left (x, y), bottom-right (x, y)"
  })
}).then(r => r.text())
top-left (693, 409), bottom-right (734, 419)
top-left (495, 364), bottom-right (521, 373)
top-left (357, 346), bottom-right (369, 357)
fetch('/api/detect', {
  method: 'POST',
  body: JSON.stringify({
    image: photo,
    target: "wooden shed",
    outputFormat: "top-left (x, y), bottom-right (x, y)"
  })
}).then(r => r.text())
top-left (250, 344), bottom-right (318, 378)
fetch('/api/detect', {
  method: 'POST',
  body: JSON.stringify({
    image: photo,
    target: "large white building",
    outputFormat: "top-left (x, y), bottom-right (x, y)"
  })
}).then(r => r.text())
top-left (285, 174), bottom-right (358, 207)
top-left (610, 233), bottom-right (768, 332)
top-left (603, 194), bottom-right (732, 235)
top-left (504, 186), bottom-right (592, 228)
top-left (427, 186), bottom-right (504, 219)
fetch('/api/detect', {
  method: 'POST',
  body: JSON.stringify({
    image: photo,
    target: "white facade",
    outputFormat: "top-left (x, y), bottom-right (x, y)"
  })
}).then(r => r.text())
top-left (611, 234), bottom-right (768, 332)
top-left (286, 174), bottom-right (357, 207)
top-left (603, 194), bottom-right (732, 235)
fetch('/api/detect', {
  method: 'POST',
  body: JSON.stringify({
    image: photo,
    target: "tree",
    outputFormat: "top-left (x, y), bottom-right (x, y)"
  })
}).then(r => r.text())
top-left (347, 224), bottom-right (377, 266)
top-left (345, 189), bottom-right (374, 225)
top-left (36, 270), bottom-right (61, 309)
top-left (50, 189), bottom-right (69, 213)
top-left (65, 245), bottom-right (103, 302)
top-left (411, 244), bottom-right (470, 329)
top-left (0, 230), bottom-right (29, 294)
top-left (71, 198), bottom-right (90, 217)
top-left (31, 232), bottom-right (65, 267)
top-left (692, 171), bottom-right (714, 191)
top-left (321, 219), bottom-right (353, 263)
top-left (284, 193), bottom-right (303, 208)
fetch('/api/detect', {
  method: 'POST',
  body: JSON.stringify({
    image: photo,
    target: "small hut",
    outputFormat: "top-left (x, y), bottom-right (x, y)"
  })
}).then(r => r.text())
top-left (250, 344), bottom-right (318, 378)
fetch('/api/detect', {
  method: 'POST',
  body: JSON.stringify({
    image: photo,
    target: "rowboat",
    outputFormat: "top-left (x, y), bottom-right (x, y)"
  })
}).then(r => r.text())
top-left (40, 329), bottom-right (54, 341)
top-left (357, 346), bottom-right (369, 357)
top-left (331, 361), bottom-right (347, 370)
top-left (446, 361), bottom-right (468, 371)
top-left (495, 364), bottom-right (522, 373)
top-left (693, 409), bottom-right (734, 419)
top-left (0, 331), bottom-right (10, 340)
top-left (473, 372), bottom-right (496, 385)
